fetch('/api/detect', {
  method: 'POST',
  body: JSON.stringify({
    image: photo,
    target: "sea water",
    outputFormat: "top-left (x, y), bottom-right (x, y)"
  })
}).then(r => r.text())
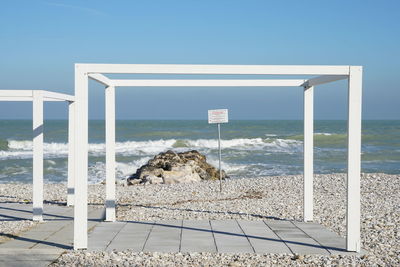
top-left (0, 120), bottom-right (399, 184)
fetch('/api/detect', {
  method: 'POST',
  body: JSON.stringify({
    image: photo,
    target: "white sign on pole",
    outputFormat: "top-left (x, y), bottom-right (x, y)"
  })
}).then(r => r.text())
top-left (207, 109), bottom-right (228, 192)
top-left (208, 109), bottom-right (228, 124)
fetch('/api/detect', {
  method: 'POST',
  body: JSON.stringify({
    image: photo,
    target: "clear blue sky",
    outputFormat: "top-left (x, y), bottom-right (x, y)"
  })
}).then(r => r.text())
top-left (1, 0), bottom-right (399, 120)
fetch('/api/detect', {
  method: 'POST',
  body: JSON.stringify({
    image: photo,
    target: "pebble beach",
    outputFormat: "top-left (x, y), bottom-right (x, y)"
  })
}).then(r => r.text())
top-left (0, 173), bottom-right (399, 266)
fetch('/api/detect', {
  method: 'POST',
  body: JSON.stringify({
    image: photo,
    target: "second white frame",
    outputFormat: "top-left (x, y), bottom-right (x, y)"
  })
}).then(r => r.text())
top-left (74, 64), bottom-right (362, 253)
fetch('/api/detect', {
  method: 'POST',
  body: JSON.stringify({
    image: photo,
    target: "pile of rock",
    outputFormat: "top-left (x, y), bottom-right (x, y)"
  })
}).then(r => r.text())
top-left (127, 150), bottom-right (227, 185)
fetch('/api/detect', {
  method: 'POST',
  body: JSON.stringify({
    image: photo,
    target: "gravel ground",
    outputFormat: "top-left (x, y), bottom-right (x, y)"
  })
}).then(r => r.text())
top-left (0, 220), bottom-right (36, 243)
top-left (1, 173), bottom-right (399, 266)
top-left (51, 251), bottom-right (374, 266)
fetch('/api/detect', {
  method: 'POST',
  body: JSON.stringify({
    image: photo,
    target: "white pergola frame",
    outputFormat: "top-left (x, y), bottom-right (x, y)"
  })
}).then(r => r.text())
top-left (74, 64), bottom-right (362, 252)
top-left (0, 90), bottom-right (76, 221)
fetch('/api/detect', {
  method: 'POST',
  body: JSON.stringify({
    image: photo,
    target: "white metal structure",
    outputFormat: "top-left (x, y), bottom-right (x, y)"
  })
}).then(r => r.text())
top-left (74, 64), bottom-right (362, 252)
top-left (0, 90), bottom-right (76, 221)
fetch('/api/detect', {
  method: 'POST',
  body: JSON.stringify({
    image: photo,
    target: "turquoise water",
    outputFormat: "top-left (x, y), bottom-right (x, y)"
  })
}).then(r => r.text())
top-left (0, 120), bottom-right (399, 184)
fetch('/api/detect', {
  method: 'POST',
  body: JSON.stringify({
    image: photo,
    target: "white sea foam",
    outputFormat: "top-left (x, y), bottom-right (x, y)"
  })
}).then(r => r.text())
top-left (0, 137), bottom-right (302, 160)
top-left (45, 160), bottom-right (57, 165)
top-left (184, 138), bottom-right (302, 153)
top-left (88, 158), bottom-right (151, 184)
top-left (117, 157), bottom-right (151, 178)
top-left (207, 156), bottom-right (248, 173)
top-left (7, 140), bottom-right (35, 151)
top-left (6, 157), bottom-right (155, 184)
top-left (186, 138), bottom-right (265, 149)
top-left (1, 139), bottom-right (177, 160)
top-left (315, 133), bottom-right (333, 136)
top-left (0, 137), bottom-right (304, 184)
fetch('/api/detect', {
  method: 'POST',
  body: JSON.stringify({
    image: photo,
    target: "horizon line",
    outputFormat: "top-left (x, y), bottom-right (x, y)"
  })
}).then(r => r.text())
top-left (0, 118), bottom-right (398, 121)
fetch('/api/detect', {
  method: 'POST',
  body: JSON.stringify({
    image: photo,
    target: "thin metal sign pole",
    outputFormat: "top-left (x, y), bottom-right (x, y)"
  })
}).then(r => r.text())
top-left (218, 123), bottom-right (222, 192)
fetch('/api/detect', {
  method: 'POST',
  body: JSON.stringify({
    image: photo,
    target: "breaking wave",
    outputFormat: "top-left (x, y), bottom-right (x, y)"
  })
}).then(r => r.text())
top-left (0, 137), bottom-right (303, 160)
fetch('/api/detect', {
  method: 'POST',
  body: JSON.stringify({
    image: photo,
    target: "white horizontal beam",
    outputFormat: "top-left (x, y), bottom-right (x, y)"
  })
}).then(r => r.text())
top-left (42, 91), bottom-right (75, 102)
top-left (303, 75), bottom-right (348, 87)
top-left (0, 90), bottom-right (33, 97)
top-left (78, 64), bottom-right (351, 75)
top-left (111, 79), bottom-right (307, 87)
top-left (0, 97), bottom-right (66, 102)
top-left (88, 74), bottom-right (112, 87)
top-left (0, 96), bottom-right (33, 101)
top-left (0, 90), bottom-right (74, 102)
top-left (43, 98), bottom-right (66, 102)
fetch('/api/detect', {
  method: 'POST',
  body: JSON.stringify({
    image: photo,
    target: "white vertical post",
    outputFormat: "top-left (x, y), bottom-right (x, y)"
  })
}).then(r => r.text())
top-left (217, 123), bottom-right (222, 192)
top-left (105, 85), bottom-right (116, 222)
top-left (67, 101), bottom-right (75, 206)
top-left (346, 66), bottom-right (362, 252)
top-left (32, 90), bottom-right (44, 222)
top-left (303, 86), bottom-right (314, 222)
top-left (74, 66), bottom-right (88, 250)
